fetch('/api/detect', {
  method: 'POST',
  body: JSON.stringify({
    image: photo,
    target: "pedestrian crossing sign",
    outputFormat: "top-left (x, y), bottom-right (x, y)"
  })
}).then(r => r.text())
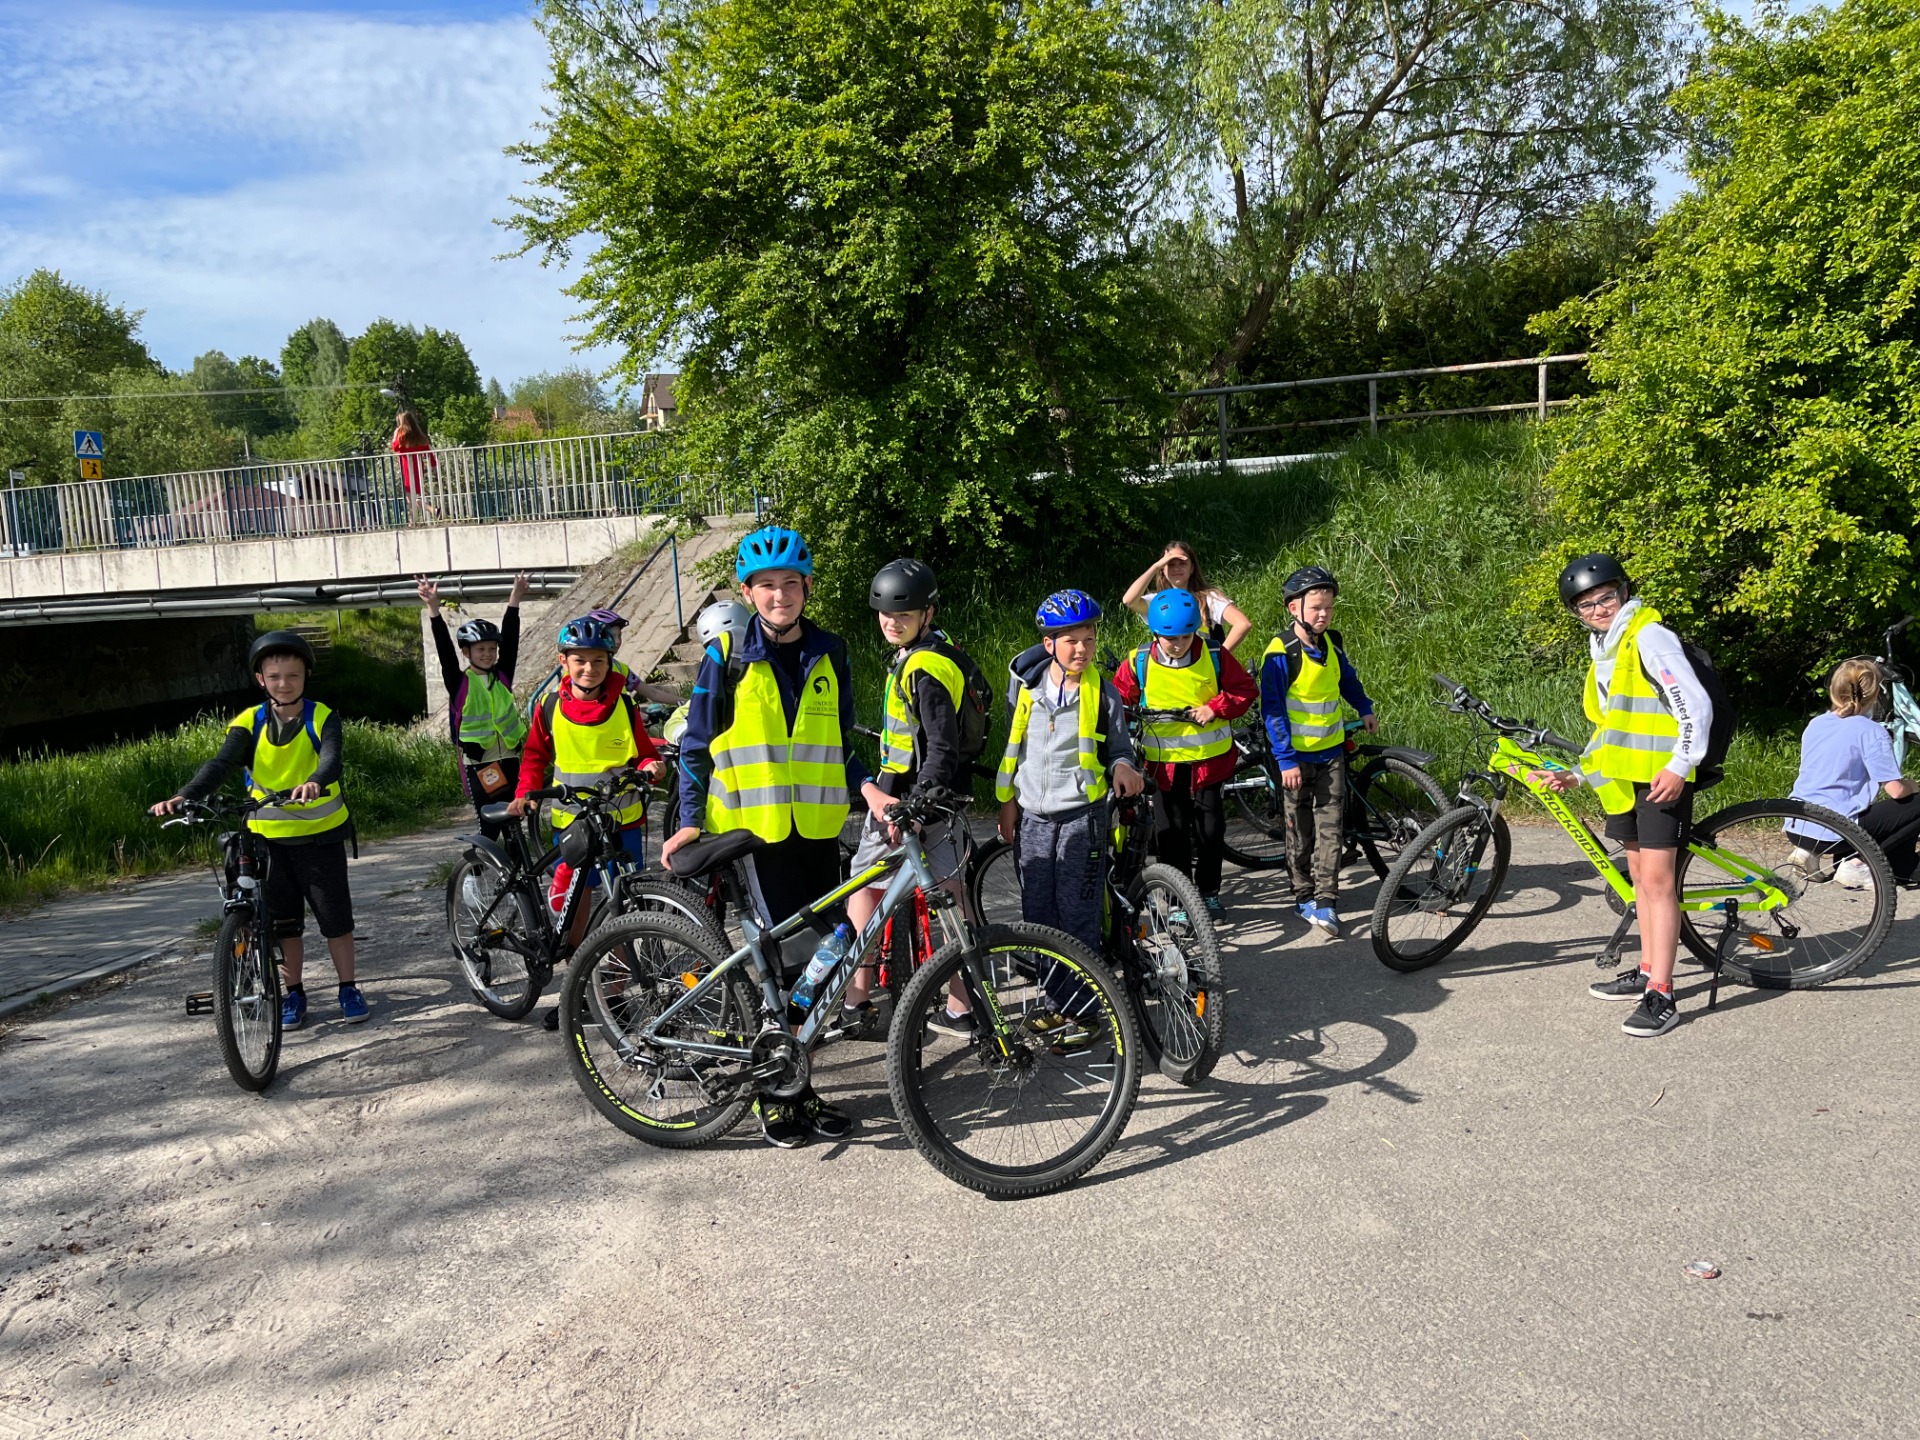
top-left (79, 457), bottom-right (104, 480)
top-left (74, 430), bottom-right (105, 459)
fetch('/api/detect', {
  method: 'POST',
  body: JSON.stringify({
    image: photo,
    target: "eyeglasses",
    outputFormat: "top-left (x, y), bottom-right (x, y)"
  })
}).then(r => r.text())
top-left (1573, 590), bottom-right (1623, 614)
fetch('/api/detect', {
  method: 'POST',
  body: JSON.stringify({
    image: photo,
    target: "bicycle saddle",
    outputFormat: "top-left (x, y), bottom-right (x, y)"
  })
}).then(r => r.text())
top-left (478, 803), bottom-right (515, 824)
top-left (665, 829), bottom-right (765, 880)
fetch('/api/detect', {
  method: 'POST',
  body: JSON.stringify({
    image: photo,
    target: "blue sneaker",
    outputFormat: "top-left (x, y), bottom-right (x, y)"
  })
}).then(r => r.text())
top-left (1306, 904), bottom-right (1339, 939)
top-left (281, 989), bottom-right (307, 1030)
top-left (1203, 895), bottom-right (1224, 917)
top-left (1296, 899), bottom-right (1317, 925)
top-left (338, 983), bottom-right (370, 1023)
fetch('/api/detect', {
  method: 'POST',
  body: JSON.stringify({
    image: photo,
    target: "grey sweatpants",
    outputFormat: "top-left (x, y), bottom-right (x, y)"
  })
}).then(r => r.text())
top-left (1016, 800), bottom-right (1109, 956)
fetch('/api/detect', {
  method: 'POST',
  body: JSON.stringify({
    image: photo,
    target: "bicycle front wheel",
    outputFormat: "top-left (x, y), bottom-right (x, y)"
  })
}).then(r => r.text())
top-left (1679, 799), bottom-right (1896, 988)
top-left (561, 913), bottom-right (759, 1147)
top-left (447, 854), bottom-right (547, 1021)
top-left (213, 910), bottom-right (281, 1092)
top-left (1351, 756), bottom-right (1452, 879)
top-left (1370, 805), bottom-right (1512, 971)
top-left (1125, 863), bottom-right (1227, 1085)
top-left (1220, 754), bottom-right (1288, 870)
top-left (966, 836), bottom-right (1025, 928)
top-left (888, 923), bottom-right (1141, 1198)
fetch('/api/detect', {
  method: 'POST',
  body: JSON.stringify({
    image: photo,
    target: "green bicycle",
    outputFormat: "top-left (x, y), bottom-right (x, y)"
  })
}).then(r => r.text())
top-left (1371, 675), bottom-right (1897, 994)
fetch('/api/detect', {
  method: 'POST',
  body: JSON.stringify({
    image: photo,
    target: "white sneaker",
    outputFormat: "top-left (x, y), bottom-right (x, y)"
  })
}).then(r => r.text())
top-left (1834, 856), bottom-right (1872, 890)
top-left (1787, 847), bottom-right (1815, 868)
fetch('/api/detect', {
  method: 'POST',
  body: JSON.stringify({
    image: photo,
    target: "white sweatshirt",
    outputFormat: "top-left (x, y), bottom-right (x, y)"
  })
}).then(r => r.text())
top-left (1588, 599), bottom-right (1714, 781)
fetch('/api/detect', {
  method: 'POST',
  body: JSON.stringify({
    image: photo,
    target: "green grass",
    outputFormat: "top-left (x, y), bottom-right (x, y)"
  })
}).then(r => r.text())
top-left (834, 420), bottom-right (1806, 812)
top-left (267, 609), bottom-right (428, 725)
top-left (0, 716), bottom-right (463, 911)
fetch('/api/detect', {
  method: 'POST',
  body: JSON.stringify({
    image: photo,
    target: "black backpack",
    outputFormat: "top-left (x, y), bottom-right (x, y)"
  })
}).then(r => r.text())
top-left (892, 631), bottom-right (995, 765)
top-left (1640, 633), bottom-right (1737, 791)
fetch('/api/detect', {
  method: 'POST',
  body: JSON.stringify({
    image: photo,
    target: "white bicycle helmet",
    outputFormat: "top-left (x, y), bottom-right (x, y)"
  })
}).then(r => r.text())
top-left (696, 600), bottom-right (753, 648)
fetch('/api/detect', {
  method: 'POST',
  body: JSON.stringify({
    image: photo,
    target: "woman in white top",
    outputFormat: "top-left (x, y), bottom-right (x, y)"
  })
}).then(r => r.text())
top-left (1123, 540), bottom-right (1252, 651)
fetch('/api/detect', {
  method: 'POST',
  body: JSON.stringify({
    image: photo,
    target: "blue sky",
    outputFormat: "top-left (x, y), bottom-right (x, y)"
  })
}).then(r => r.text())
top-left (0, 1), bottom-right (617, 389)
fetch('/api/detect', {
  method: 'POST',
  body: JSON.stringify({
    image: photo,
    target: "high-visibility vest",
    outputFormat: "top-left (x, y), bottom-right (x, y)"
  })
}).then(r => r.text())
top-left (548, 692), bottom-right (647, 829)
top-left (704, 633), bottom-right (850, 842)
top-left (1266, 633), bottom-right (1346, 754)
top-left (235, 701), bottom-right (350, 841)
top-left (1581, 606), bottom-right (1690, 814)
top-left (458, 670), bottom-right (528, 755)
top-left (1134, 644), bottom-right (1232, 763)
top-left (880, 642), bottom-right (966, 774)
top-left (996, 671), bottom-right (1108, 804)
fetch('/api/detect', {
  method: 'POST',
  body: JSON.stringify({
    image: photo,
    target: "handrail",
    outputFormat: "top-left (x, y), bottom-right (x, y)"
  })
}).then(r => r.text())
top-left (1168, 352), bottom-right (1589, 400)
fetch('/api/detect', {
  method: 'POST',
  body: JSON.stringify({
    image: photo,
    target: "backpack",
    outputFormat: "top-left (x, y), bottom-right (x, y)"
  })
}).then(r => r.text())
top-left (1276, 629), bottom-right (1345, 679)
top-left (1640, 633), bottom-right (1736, 791)
top-left (892, 631), bottom-right (995, 765)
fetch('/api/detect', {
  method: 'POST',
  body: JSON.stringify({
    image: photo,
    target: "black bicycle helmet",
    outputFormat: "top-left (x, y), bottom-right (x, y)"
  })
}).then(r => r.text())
top-left (1283, 566), bottom-right (1339, 603)
top-left (250, 629), bottom-right (315, 673)
top-left (455, 618), bottom-right (501, 648)
top-left (869, 558), bottom-right (939, 611)
top-left (1558, 553), bottom-right (1629, 608)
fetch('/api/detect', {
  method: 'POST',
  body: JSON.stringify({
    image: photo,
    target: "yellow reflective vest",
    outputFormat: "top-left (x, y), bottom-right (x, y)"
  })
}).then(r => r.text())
top-left (234, 701), bottom-right (350, 841)
top-left (548, 691), bottom-right (647, 830)
top-left (458, 670), bottom-right (528, 756)
top-left (881, 643), bottom-right (966, 774)
top-left (1581, 606), bottom-right (1690, 814)
top-left (1265, 633), bottom-right (1346, 754)
top-left (704, 632), bottom-right (850, 842)
top-left (996, 670), bottom-right (1109, 804)
top-left (1134, 644), bottom-right (1232, 763)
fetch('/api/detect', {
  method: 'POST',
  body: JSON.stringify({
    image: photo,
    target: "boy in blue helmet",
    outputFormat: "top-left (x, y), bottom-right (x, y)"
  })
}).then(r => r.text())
top-left (995, 591), bottom-right (1144, 1014)
top-left (1113, 588), bottom-right (1257, 914)
top-left (664, 525), bottom-right (881, 1148)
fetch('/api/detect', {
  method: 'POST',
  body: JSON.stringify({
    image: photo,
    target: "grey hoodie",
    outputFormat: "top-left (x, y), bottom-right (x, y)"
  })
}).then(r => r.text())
top-left (1003, 643), bottom-right (1139, 817)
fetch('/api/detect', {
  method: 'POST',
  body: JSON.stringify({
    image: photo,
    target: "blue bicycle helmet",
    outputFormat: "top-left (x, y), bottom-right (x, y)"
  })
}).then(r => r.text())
top-left (557, 617), bottom-right (617, 653)
top-left (736, 526), bottom-right (814, 583)
top-left (1146, 588), bottom-right (1201, 637)
top-left (1036, 589), bottom-right (1102, 631)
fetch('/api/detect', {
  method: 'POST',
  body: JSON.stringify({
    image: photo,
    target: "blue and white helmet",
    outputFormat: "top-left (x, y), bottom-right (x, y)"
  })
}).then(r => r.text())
top-left (557, 617), bottom-right (617, 653)
top-left (1036, 589), bottom-right (1102, 631)
top-left (736, 526), bottom-right (813, 583)
top-left (1146, 588), bottom-right (1201, 637)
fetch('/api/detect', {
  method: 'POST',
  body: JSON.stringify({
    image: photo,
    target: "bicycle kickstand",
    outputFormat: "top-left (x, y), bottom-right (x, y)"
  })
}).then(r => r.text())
top-left (1594, 903), bottom-right (1636, 970)
top-left (1708, 901), bottom-right (1741, 1012)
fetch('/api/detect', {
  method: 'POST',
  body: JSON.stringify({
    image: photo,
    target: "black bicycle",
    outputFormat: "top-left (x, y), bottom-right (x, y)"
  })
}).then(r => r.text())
top-left (162, 793), bottom-right (291, 1092)
top-left (446, 767), bottom-right (721, 1021)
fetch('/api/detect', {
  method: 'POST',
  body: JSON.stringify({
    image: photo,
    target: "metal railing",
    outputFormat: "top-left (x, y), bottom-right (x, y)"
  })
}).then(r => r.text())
top-left (1166, 353), bottom-right (1591, 463)
top-left (0, 431), bottom-right (736, 559)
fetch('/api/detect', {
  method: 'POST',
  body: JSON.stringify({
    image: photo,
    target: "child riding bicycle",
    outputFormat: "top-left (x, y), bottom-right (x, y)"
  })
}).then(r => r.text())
top-left (663, 526), bottom-right (881, 1148)
top-left (1548, 554), bottom-right (1714, 1039)
top-left (1262, 566), bottom-right (1377, 939)
top-left (150, 630), bottom-right (366, 1030)
top-left (1112, 588), bottom-right (1256, 916)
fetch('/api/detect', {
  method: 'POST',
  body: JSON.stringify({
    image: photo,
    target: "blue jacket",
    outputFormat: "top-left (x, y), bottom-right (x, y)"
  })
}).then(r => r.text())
top-left (1260, 631), bottom-right (1374, 771)
top-left (675, 615), bottom-right (871, 833)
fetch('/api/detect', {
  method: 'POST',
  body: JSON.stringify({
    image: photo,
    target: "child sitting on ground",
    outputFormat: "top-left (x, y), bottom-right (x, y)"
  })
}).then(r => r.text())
top-left (1787, 657), bottom-right (1919, 885)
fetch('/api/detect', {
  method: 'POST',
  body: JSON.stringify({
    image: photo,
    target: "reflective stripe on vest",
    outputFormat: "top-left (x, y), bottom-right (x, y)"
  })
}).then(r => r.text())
top-left (1135, 645), bottom-right (1231, 763)
top-left (881, 646), bottom-right (966, 774)
top-left (234, 701), bottom-right (351, 840)
top-left (996, 672), bottom-right (1108, 804)
top-left (549, 695), bottom-right (646, 829)
top-left (1266, 634), bottom-right (1345, 753)
top-left (704, 636), bottom-right (850, 842)
top-left (1580, 606), bottom-right (1690, 814)
top-left (458, 670), bottom-right (529, 753)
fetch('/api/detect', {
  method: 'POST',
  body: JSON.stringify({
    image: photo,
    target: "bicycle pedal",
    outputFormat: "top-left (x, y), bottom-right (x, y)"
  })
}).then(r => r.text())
top-left (185, 992), bottom-right (215, 1016)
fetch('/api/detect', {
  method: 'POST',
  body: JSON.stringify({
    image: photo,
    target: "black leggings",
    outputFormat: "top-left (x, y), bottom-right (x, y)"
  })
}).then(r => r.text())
top-left (1857, 794), bottom-right (1920, 880)
top-left (1154, 765), bottom-right (1225, 898)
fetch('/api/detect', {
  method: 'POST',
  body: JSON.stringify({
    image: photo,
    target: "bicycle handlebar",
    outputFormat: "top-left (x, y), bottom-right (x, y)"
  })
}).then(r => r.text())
top-left (1432, 673), bottom-right (1582, 759)
top-left (158, 790), bottom-right (293, 827)
top-left (525, 768), bottom-right (651, 809)
top-left (884, 786), bottom-right (966, 828)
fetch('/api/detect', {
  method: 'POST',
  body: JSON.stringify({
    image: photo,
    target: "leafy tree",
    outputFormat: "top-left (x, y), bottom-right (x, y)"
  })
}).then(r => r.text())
top-left (1528, 0), bottom-right (1920, 687)
top-left (511, 0), bottom-right (1176, 609)
top-left (506, 366), bottom-right (625, 433)
top-left (485, 377), bottom-right (508, 409)
top-left (1157, 0), bottom-right (1681, 383)
top-left (280, 318), bottom-right (352, 449)
top-left (189, 350), bottom-right (296, 441)
top-left (336, 320), bottom-right (487, 450)
top-left (60, 368), bottom-right (241, 478)
top-left (0, 270), bottom-right (156, 481)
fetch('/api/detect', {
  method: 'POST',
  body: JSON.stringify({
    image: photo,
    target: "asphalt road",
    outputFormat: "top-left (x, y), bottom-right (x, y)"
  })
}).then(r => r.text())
top-left (2, 826), bottom-right (1915, 1439)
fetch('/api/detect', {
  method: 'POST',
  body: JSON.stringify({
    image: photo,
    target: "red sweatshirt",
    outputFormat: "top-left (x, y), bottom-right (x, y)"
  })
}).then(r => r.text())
top-left (1112, 641), bottom-right (1258, 792)
top-left (515, 671), bottom-right (661, 802)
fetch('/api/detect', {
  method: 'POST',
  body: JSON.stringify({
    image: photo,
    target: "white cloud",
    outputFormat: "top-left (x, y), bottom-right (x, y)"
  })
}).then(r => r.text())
top-left (0, 3), bottom-right (625, 387)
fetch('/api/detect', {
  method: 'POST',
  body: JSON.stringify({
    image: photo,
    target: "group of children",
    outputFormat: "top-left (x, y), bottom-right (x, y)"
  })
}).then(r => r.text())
top-left (149, 527), bottom-right (1917, 1129)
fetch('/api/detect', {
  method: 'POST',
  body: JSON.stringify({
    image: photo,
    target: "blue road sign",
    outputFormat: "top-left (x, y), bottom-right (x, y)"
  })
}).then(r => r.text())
top-left (74, 430), bottom-right (105, 459)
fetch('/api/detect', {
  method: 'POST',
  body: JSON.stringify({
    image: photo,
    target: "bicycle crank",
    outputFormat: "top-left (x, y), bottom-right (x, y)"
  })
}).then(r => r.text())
top-left (749, 1025), bottom-right (811, 1100)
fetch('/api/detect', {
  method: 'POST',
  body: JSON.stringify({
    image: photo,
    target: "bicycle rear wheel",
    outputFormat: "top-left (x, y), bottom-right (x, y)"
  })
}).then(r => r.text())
top-left (888, 923), bottom-right (1141, 1198)
top-left (1351, 756), bottom-right (1452, 879)
top-left (561, 913), bottom-right (759, 1147)
top-left (1221, 754), bottom-right (1287, 870)
top-left (1370, 805), bottom-right (1512, 971)
top-left (213, 910), bottom-right (281, 1092)
top-left (447, 854), bottom-right (547, 1021)
top-left (966, 836), bottom-right (1025, 928)
top-left (616, 874), bottom-right (729, 943)
top-left (1125, 863), bottom-right (1227, 1085)
top-left (1678, 799), bottom-right (1896, 988)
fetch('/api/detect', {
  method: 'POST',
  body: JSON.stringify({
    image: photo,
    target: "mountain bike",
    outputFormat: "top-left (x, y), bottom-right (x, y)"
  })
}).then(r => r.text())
top-left (1219, 711), bottom-right (1450, 877)
top-left (161, 793), bottom-right (292, 1092)
top-left (446, 768), bottom-right (721, 1021)
top-left (559, 788), bottom-right (1142, 1198)
top-left (1371, 675), bottom-right (1897, 996)
top-left (968, 770), bottom-right (1227, 1086)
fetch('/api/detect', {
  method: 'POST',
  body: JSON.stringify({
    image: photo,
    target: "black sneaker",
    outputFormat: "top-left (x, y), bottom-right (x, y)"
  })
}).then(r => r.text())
top-left (1622, 988), bottom-right (1679, 1038)
top-left (755, 1098), bottom-right (808, 1148)
top-left (834, 1002), bottom-right (882, 1042)
top-left (926, 1006), bottom-right (977, 1038)
top-left (799, 1093), bottom-right (854, 1140)
top-left (1589, 966), bottom-right (1648, 1002)
top-left (541, 1006), bottom-right (560, 1032)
